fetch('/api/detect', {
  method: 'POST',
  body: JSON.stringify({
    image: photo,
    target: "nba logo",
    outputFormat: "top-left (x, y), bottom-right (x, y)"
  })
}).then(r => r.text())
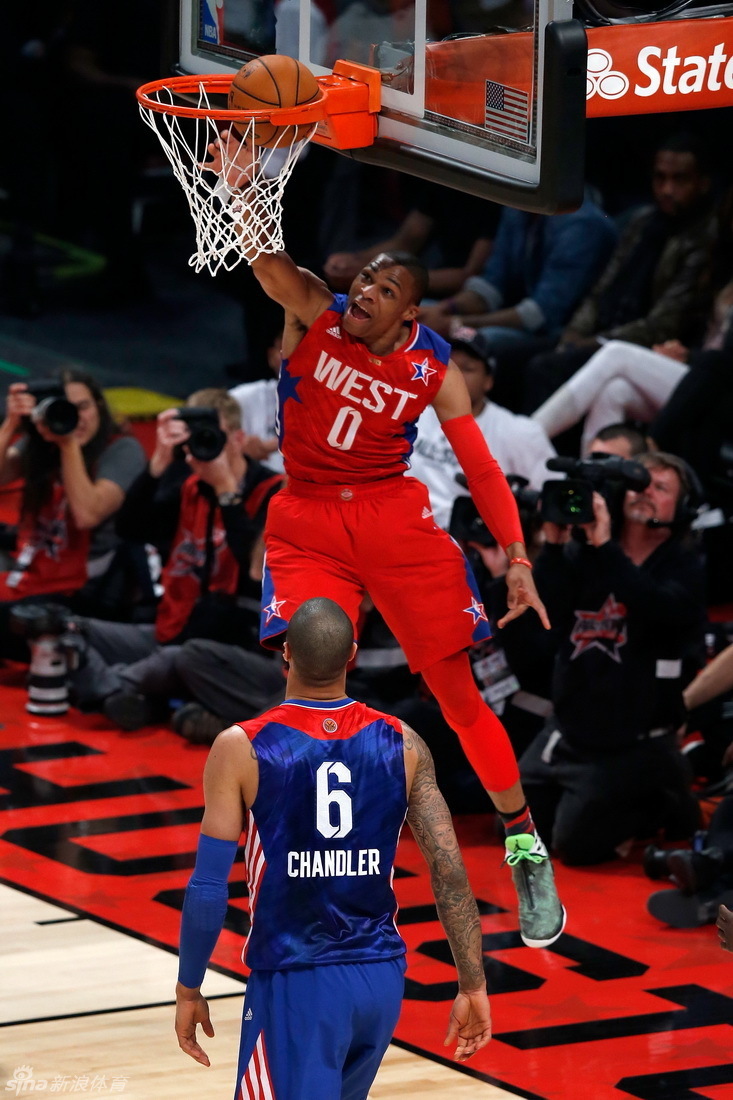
top-left (201, 0), bottom-right (224, 44)
top-left (322, 718), bottom-right (338, 733)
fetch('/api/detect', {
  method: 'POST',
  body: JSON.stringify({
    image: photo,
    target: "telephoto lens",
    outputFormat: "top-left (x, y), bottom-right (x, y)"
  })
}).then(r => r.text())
top-left (26, 380), bottom-right (79, 436)
top-left (175, 407), bottom-right (227, 461)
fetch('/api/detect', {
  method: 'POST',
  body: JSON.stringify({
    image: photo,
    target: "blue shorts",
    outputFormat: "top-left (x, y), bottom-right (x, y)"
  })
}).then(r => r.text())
top-left (235, 958), bottom-right (406, 1100)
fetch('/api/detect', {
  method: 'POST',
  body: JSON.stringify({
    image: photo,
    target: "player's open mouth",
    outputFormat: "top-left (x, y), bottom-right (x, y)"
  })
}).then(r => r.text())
top-left (348, 301), bottom-right (371, 321)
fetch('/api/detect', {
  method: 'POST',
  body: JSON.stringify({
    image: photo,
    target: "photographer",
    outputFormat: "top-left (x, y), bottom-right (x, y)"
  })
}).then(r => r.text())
top-left (519, 451), bottom-right (706, 865)
top-left (0, 370), bottom-right (146, 653)
top-left (55, 389), bottom-right (284, 731)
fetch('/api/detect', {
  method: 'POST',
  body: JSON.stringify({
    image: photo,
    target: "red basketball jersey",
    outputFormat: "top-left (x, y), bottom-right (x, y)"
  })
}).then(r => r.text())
top-left (277, 295), bottom-right (450, 484)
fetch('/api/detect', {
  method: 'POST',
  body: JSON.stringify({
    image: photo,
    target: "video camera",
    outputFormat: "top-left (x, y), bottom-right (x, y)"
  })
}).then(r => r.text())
top-left (24, 380), bottom-right (79, 437)
top-left (540, 453), bottom-right (651, 525)
top-left (449, 475), bottom-right (540, 547)
top-left (175, 407), bottom-right (227, 461)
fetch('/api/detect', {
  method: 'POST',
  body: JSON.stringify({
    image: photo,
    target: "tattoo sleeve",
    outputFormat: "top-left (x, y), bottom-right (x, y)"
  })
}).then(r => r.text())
top-left (406, 727), bottom-right (486, 991)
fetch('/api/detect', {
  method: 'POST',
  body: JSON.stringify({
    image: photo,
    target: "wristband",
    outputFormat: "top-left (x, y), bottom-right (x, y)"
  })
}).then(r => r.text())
top-left (509, 557), bottom-right (532, 569)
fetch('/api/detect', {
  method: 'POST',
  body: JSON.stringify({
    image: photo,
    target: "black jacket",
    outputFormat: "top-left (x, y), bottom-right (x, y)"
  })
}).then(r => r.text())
top-left (534, 535), bottom-right (706, 751)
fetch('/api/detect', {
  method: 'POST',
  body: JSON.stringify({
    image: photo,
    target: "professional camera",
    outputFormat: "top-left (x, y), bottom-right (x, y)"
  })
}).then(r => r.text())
top-left (25, 380), bottom-right (79, 436)
top-left (175, 407), bottom-right (227, 461)
top-left (450, 475), bottom-right (541, 547)
top-left (540, 453), bottom-right (651, 526)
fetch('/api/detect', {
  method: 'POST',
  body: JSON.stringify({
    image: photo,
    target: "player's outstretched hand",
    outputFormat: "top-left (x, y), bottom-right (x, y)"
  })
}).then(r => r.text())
top-left (499, 563), bottom-right (551, 630)
top-left (444, 988), bottom-right (492, 1061)
top-left (202, 128), bottom-right (259, 189)
top-left (175, 984), bottom-right (215, 1067)
top-left (717, 904), bottom-right (733, 952)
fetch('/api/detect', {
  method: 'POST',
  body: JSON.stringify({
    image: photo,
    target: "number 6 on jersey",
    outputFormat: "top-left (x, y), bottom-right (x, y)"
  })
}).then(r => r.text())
top-left (316, 761), bottom-right (353, 838)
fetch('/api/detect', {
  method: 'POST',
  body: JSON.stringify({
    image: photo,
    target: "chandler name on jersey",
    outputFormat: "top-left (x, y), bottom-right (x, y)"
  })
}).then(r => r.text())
top-left (278, 295), bottom-right (450, 484)
top-left (238, 697), bottom-right (409, 971)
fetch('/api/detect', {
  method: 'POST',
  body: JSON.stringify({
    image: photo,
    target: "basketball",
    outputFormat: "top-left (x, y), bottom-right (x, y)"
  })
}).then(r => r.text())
top-left (228, 54), bottom-right (321, 148)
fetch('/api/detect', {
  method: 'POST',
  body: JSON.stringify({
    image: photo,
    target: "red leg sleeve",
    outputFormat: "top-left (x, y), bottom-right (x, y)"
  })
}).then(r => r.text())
top-left (422, 650), bottom-right (520, 792)
top-left (441, 414), bottom-right (524, 552)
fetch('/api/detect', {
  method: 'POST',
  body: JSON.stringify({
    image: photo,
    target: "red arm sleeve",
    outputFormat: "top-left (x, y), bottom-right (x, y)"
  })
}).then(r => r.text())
top-left (441, 414), bottom-right (524, 551)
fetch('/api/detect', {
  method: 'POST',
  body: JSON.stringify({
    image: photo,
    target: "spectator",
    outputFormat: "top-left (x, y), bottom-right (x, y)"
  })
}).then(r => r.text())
top-left (642, 638), bottom-right (733, 929)
top-left (323, 176), bottom-right (498, 298)
top-left (229, 324), bottom-right (284, 473)
top-left (524, 132), bottom-right (715, 413)
top-left (585, 423), bottom-right (650, 460)
top-left (649, 342), bottom-right (733, 493)
top-left (170, 638), bottom-right (286, 745)
top-left (408, 326), bottom-right (556, 529)
top-left (418, 190), bottom-right (617, 411)
top-left (57, 389), bottom-right (283, 730)
top-left (532, 184), bottom-right (733, 452)
top-left (0, 369), bottom-right (146, 653)
top-left (519, 451), bottom-right (706, 865)
top-left (645, 791), bottom-right (733, 928)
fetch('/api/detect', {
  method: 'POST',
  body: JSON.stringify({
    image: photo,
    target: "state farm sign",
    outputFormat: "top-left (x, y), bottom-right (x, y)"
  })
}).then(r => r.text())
top-left (586, 18), bottom-right (733, 116)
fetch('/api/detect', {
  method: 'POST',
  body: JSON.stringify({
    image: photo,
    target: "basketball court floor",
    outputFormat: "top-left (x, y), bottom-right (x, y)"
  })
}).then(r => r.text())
top-left (1, 664), bottom-right (730, 1100)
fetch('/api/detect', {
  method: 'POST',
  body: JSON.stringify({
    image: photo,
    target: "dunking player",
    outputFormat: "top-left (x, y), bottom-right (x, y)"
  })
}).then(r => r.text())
top-left (176, 598), bottom-right (491, 1097)
top-left (203, 133), bottom-right (566, 948)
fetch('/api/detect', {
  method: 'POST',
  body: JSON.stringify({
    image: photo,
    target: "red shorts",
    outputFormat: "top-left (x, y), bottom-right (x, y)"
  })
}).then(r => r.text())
top-left (260, 476), bottom-right (491, 672)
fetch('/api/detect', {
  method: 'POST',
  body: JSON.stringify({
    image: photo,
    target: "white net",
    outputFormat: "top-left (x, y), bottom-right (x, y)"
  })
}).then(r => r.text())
top-left (138, 83), bottom-right (316, 275)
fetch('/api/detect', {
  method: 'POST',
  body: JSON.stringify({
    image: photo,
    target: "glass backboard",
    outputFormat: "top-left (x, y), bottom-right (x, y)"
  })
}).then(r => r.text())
top-left (173, 0), bottom-right (587, 212)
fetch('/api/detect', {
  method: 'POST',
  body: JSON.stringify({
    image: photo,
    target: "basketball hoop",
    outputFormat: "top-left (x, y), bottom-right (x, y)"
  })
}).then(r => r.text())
top-left (137, 65), bottom-right (380, 274)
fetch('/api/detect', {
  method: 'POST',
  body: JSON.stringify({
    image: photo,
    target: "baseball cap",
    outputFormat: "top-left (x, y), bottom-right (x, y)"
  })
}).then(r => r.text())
top-left (450, 325), bottom-right (495, 372)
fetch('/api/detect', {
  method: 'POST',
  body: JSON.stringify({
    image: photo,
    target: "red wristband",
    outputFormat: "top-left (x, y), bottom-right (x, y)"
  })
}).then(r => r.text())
top-left (509, 557), bottom-right (532, 569)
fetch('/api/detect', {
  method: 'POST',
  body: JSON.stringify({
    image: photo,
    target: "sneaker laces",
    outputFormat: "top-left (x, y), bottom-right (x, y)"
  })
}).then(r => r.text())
top-left (504, 833), bottom-right (546, 867)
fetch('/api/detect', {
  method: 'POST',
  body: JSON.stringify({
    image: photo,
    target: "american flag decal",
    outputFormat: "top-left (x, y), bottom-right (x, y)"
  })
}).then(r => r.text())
top-left (485, 80), bottom-right (529, 141)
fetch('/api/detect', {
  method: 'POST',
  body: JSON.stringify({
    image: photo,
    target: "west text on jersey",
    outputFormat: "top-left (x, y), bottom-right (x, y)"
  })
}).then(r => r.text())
top-left (314, 351), bottom-right (417, 420)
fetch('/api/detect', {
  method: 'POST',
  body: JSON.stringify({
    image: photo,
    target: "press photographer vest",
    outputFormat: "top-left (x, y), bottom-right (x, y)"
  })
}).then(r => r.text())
top-left (0, 482), bottom-right (90, 599)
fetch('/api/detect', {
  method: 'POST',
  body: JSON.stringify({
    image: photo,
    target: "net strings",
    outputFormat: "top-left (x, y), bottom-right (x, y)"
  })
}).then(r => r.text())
top-left (139, 85), bottom-right (315, 274)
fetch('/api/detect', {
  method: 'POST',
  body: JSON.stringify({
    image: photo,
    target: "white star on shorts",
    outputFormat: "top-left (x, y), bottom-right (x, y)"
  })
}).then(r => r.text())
top-left (264, 595), bottom-right (286, 624)
top-left (463, 596), bottom-right (488, 624)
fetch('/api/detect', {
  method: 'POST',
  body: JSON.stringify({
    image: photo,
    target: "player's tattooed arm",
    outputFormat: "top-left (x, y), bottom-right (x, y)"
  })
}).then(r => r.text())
top-left (404, 724), bottom-right (486, 993)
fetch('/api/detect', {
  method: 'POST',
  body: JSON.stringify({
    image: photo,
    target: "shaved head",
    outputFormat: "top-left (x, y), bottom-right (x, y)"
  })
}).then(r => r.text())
top-left (286, 598), bottom-right (355, 684)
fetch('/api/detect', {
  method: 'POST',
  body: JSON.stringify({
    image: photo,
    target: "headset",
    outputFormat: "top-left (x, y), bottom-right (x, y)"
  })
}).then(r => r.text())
top-left (642, 453), bottom-right (705, 531)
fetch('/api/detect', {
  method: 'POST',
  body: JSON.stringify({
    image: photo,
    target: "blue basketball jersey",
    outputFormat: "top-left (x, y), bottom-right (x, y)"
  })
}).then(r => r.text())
top-left (238, 697), bottom-right (409, 971)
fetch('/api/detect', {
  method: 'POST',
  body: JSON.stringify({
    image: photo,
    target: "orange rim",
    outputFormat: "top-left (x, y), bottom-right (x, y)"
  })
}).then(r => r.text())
top-left (136, 73), bottom-right (328, 126)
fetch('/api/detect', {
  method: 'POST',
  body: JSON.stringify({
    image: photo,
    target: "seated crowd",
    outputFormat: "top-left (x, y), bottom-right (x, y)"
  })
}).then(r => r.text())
top-left (2, 125), bottom-right (733, 934)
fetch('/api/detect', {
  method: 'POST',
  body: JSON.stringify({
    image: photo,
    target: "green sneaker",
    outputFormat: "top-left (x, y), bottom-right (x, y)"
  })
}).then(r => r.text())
top-left (504, 833), bottom-right (567, 948)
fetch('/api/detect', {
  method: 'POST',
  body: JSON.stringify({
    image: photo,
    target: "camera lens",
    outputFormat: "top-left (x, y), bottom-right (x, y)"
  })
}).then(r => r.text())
top-left (31, 396), bottom-right (79, 436)
top-left (188, 426), bottom-right (226, 462)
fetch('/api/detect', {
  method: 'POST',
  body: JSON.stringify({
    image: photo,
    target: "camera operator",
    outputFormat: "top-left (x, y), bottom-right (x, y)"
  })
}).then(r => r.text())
top-left (49, 389), bottom-right (284, 732)
top-left (518, 450), bottom-right (706, 865)
top-left (0, 370), bottom-right (146, 653)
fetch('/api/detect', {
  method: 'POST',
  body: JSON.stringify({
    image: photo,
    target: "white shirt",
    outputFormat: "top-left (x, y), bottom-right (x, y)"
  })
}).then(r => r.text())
top-left (229, 378), bottom-right (284, 473)
top-left (408, 402), bottom-right (556, 529)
